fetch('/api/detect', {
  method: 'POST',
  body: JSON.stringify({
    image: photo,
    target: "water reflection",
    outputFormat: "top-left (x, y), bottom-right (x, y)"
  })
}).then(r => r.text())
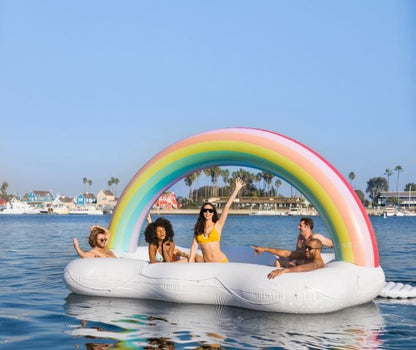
top-left (65, 294), bottom-right (385, 349)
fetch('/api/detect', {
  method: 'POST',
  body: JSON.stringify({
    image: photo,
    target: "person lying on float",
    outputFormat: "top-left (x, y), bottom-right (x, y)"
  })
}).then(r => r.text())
top-left (252, 238), bottom-right (324, 279)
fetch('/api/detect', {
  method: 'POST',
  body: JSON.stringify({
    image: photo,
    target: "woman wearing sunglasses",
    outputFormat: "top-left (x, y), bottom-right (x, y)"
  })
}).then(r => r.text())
top-left (188, 177), bottom-right (245, 263)
top-left (73, 225), bottom-right (116, 258)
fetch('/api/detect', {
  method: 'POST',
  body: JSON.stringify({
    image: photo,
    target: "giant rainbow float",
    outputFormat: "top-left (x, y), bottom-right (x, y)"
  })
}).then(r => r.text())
top-left (65, 128), bottom-right (391, 313)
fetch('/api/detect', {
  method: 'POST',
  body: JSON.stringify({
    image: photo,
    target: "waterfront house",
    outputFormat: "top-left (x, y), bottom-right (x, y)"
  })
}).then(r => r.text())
top-left (27, 190), bottom-right (54, 209)
top-left (96, 190), bottom-right (117, 212)
top-left (74, 192), bottom-right (97, 206)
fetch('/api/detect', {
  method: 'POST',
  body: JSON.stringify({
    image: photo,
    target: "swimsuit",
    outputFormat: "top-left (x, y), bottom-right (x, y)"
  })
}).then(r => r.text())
top-left (196, 227), bottom-right (228, 263)
top-left (155, 250), bottom-right (164, 262)
top-left (196, 226), bottom-right (221, 244)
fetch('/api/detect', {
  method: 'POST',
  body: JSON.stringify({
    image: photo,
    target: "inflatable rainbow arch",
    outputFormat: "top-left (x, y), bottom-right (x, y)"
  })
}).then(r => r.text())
top-left (109, 127), bottom-right (378, 268)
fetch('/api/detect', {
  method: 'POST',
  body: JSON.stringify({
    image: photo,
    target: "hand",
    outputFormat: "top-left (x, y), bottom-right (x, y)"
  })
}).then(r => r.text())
top-left (251, 245), bottom-right (264, 255)
top-left (235, 177), bottom-right (245, 190)
top-left (90, 225), bottom-right (101, 233)
top-left (73, 237), bottom-right (79, 247)
top-left (267, 268), bottom-right (287, 279)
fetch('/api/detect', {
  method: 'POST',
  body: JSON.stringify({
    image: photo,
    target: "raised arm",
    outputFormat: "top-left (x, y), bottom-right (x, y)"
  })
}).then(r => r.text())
top-left (146, 213), bottom-right (152, 224)
top-left (312, 233), bottom-right (333, 248)
top-left (73, 238), bottom-right (97, 258)
top-left (216, 178), bottom-right (245, 229)
top-left (73, 237), bottom-right (88, 258)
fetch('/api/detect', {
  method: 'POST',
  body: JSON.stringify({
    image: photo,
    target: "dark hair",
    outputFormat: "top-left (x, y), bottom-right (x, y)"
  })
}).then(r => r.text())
top-left (144, 217), bottom-right (174, 245)
top-left (300, 217), bottom-right (314, 230)
top-left (88, 227), bottom-right (106, 247)
top-left (194, 202), bottom-right (219, 235)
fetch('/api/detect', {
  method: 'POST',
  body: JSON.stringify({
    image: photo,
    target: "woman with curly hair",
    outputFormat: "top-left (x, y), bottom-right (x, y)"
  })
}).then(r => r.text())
top-left (144, 216), bottom-right (195, 263)
top-left (188, 177), bottom-right (245, 263)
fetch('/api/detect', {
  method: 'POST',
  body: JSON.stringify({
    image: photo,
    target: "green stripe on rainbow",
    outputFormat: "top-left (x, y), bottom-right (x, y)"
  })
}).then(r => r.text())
top-left (109, 128), bottom-right (379, 268)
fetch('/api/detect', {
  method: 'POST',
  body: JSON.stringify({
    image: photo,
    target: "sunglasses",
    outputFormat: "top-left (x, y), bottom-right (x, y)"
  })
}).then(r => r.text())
top-left (98, 238), bottom-right (108, 243)
top-left (305, 245), bottom-right (319, 251)
top-left (202, 208), bottom-right (214, 213)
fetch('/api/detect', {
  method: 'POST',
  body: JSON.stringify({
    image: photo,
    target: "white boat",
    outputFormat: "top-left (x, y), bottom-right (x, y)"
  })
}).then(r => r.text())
top-left (0, 199), bottom-right (40, 214)
top-left (249, 210), bottom-right (282, 216)
top-left (68, 205), bottom-right (103, 215)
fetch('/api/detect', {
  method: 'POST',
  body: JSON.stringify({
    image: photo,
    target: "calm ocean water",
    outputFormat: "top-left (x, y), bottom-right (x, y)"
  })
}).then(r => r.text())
top-left (0, 214), bottom-right (415, 349)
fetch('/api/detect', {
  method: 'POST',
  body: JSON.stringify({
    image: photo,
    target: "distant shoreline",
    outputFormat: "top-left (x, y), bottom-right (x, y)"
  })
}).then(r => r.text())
top-left (150, 208), bottom-right (385, 216)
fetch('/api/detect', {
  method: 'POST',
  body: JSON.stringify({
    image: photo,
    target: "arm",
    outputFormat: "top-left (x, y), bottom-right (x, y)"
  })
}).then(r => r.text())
top-left (188, 236), bottom-right (199, 263)
top-left (267, 259), bottom-right (325, 279)
top-left (73, 237), bottom-right (88, 258)
top-left (216, 178), bottom-right (245, 229)
top-left (312, 233), bottom-right (333, 248)
top-left (251, 245), bottom-right (302, 259)
top-left (146, 213), bottom-right (152, 224)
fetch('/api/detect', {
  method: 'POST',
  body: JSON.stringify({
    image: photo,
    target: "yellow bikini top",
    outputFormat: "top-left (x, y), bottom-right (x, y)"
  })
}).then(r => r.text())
top-left (196, 226), bottom-right (221, 244)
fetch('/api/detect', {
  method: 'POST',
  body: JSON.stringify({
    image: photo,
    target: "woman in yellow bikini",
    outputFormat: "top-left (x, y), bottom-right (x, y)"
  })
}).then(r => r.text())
top-left (188, 178), bottom-right (245, 263)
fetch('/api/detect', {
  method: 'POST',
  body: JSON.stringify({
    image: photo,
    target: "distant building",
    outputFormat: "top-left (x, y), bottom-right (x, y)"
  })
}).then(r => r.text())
top-left (51, 196), bottom-right (75, 214)
top-left (96, 190), bottom-right (117, 211)
top-left (74, 192), bottom-right (97, 206)
top-left (154, 192), bottom-right (180, 209)
top-left (379, 191), bottom-right (416, 207)
top-left (27, 190), bottom-right (54, 208)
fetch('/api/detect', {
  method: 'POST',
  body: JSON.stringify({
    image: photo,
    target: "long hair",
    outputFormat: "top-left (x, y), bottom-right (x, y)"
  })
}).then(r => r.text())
top-left (144, 217), bottom-right (174, 245)
top-left (194, 202), bottom-right (219, 235)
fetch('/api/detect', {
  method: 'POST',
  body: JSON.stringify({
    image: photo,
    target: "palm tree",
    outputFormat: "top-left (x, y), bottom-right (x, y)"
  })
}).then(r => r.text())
top-left (194, 170), bottom-right (202, 204)
top-left (107, 179), bottom-right (113, 191)
top-left (1, 181), bottom-right (8, 199)
top-left (87, 179), bottom-right (93, 193)
top-left (255, 172), bottom-right (263, 195)
top-left (203, 168), bottom-right (212, 199)
top-left (184, 173), bottom-right (196, 201)
top-left (384, 169), bottom-right (393, 191)
top-left (275, 179), bottom-right (282, 196)
top-left (395, 165), bottom-right (403, 208)
top-left (348, 172), bottom-right (355, 188)
top-left (83, 177), bottom-right (88, 193)
top-left (113, 178), bottom-right (119, 197)
top-left (220, 169), bottom-right (230, 196)
top-left (261, 171), bottom-right (274, 197)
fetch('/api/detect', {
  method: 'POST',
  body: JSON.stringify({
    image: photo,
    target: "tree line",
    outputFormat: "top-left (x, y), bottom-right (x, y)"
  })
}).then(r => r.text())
top-left (1, 166), bottom-right (415, 206)
top-left (182, 166), bottom-right (415, 207)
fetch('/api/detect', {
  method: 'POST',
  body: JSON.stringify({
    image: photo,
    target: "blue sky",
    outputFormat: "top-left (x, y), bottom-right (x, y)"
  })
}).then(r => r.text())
top-left (1, 0), bottom-right (415, 200)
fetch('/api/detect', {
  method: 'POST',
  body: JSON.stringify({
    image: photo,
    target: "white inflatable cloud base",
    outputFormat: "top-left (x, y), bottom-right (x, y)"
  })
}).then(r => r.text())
top-left (64, 246), bottom-right (385, 314)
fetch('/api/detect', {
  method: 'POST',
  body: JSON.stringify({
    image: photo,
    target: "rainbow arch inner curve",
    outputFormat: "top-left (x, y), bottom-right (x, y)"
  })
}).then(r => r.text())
top-left (109, 127), bottom-right (379, 268)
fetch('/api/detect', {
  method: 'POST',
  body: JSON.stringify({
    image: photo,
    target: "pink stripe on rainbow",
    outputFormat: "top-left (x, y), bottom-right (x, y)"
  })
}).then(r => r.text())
top-left (108, 128), bottom-right (379, 268)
